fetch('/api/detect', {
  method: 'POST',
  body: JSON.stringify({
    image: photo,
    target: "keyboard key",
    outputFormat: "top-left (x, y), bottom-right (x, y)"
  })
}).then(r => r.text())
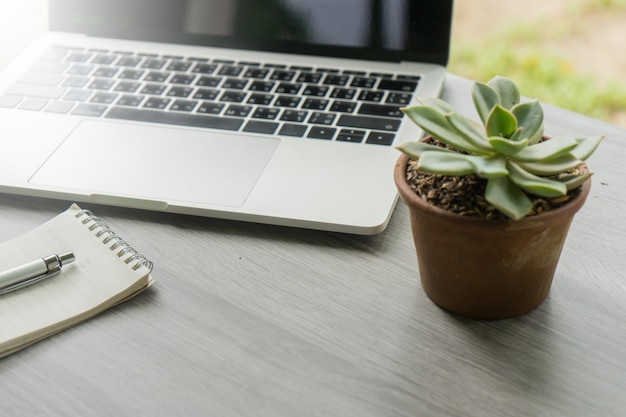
top-left (330, 88), bottom-right (356, 99)
top-left (145, 71), bottom-right (169, 83)
top-left (358, 90), bottom-right (384, 102)
top-left (251, 107), bottom-right (279, 120)
top-left (88, 79), bottom-right (115, 90)
top-left (193, 88), bottom-right (219, 100)
top-left (336, 129), bottom-right (366, 143)
top-left (90, 92), bottom-right (118, 104)
top-left (44, 100), bottom-right (75, 114)
top-left (19, 71), bottom-right (64, 86)
top-left (118, 69), bottom-right (144, 80)
top-left (270, 70), bottom-right (296, 81)
top-left (6, 83), bottom-right (66, 99)
top-left (358, 103), bottom-right (403, 118)
top-left (248, 81), bottom-right (275, 92)
top-left (71, 103), bottom-right (108, 116)
top-left (117, 94), bottom-right (143, 107)
top-left (63, 76), bottom-right (90, 88)
top-left (302, 85), bottom-right (328, 97)
top-left (329, 100), bottom-right (356, 113)
top-left (222, 78), bottom-right (248, 90)
top-left (171, 99), bottom-right (197, 112)
top-left (117, 56), bottom-right (142, 67)
top-left (218, 65), bottom-right (244, 76)
top-left (350, 77), bottom-right (376, 88)
top-left (93, 67), bottom-right (119, 77)
top-left (274, 95), bottom-right (301, 108)
top-left (0, 95), bottom-right (22, 108)
top-left (386, 92), bottom-right (413, 105)
top-left (297, 72), bottom-right (322, 83)
top-left (170, 74), bottom-right (196, 85)
top-left (66, 52), bottom-right (92, 63)
top-left (92, 54), bottom-right (117, 65)
top-left (197, 102), bottom-right (225, 114)
top-left (337, 115), bottom-right (401, 131)
top-left (307, 126), bottom-right (336, 140)
top-left (322, 75), bottom-right (349, 86)
top-left (64, 89), bottom-right (92, 101)
top-left (366, 131), bottom-right (396, 146)
top-left (166, 86), bottom-right (193, 97)
top-left (225, 104), bottom-right (253, 117)
top-left (144, 97), bottom-right (171, 109)
top-left (18, 97), bottom-right (48, 111)
top-left (113, 81), bottom-right (141, 93)
top-left (67, 64), bottom-right (95, 75)
top-left (243, 120), bottom-right (279, 134)
top-left (191, 63), bottom-right (218, 74)
top-left (302, 98), bottom-right (329, 110)
top-left (197, 76), bottom-right (222, 87)
top-left (167, 61), bottom-right (193, 72)
top-left (280, 110), bottom-right (308, 122)
top-left (377, 79), bottom-right (418, 92)
top-left (279, 123), bottom-right (307, 137)
top-left (247, 93), bottom-right (273, 105)
top-left (243, 68), bottom-right (269, 79)
top-left (275, 83), bottom-right (302, 94)
top-left (106, 106), bottom-right (243, 130)
top-left (219, 91), bottom-right (246, 103)
top-left (141, 58), bottom-right (167, 69)
top-left (308, 112), bottom-right (335, 125)
top-left (140, 84), bottom-right (167, 95)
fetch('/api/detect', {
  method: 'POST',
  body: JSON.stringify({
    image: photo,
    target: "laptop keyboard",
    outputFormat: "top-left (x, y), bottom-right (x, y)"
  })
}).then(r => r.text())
top-left (0, 46), bottom-right (421, 146)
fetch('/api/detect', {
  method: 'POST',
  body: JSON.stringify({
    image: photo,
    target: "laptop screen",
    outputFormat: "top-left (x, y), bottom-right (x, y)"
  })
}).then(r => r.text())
top-left (50, 0), bottom-right (453, 65)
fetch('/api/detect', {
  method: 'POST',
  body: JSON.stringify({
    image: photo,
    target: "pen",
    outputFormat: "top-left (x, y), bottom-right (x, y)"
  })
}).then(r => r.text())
top-left (0, 251), bottom-right (76, 296)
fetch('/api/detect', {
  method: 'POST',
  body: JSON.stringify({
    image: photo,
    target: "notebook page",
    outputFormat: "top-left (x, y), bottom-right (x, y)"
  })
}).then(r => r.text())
top-left (0, 204), bottom-right (152, 353)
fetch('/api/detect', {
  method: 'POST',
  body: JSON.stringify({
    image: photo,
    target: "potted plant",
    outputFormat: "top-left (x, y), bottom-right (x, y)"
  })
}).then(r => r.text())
top-left (394, 76), bottom-right (603, 319)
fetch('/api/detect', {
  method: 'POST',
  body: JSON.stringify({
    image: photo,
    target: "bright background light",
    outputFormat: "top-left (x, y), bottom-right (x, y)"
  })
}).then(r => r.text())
top-left (0, 0), bottom-right (47, 69)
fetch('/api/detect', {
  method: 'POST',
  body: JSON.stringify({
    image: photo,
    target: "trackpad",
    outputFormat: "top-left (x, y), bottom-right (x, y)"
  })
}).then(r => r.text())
top-left (30, 120), bottom-right (280, 207)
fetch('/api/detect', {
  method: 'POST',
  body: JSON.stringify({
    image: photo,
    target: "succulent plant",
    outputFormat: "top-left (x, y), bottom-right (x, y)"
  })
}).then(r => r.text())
top-left (397, 76), bottom-right (603, 220)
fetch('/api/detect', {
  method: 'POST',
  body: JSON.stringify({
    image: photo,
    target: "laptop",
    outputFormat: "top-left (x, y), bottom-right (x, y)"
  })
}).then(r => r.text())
top-left (0, 0), bottom-right (453, 234)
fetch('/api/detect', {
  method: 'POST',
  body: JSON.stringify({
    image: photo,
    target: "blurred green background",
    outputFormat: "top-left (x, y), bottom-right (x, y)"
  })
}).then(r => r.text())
top-left (449, 0), bottom-right (626, 128)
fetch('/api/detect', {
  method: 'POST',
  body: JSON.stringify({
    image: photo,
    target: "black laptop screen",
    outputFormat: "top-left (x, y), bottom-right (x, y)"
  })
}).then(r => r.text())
top-left (50, 0), bottom-right (452, 65)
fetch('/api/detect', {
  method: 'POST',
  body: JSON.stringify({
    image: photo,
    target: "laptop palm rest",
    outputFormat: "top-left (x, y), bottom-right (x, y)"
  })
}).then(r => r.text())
top-left (29, 120), bottom-right (280, 207)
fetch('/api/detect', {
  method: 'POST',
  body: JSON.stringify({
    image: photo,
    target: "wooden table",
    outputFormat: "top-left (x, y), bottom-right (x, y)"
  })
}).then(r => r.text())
top-left (2, 24), bottom-right (626, 417)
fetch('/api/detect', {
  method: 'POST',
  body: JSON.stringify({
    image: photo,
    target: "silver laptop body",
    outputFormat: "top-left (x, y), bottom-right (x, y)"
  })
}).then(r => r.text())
top-left (0, 0), bottom-right (453, 234)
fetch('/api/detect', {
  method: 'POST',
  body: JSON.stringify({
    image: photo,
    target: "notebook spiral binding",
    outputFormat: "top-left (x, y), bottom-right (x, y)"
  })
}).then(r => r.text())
top-left (74, 209), bottom-right (153, 271)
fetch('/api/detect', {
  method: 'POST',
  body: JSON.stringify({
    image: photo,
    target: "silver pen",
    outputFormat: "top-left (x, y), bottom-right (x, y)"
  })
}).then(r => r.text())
top-left (0, 252), bottom-right (76, 295)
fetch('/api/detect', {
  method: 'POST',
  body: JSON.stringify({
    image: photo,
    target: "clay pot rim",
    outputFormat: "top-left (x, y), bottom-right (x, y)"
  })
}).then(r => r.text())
top-left (394, 152), bottom-right (591, 228)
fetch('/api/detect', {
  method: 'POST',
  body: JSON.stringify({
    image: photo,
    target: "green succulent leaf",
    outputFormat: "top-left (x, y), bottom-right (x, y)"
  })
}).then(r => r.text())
top-left (488, 76), bottom-right (520, 110)
top-left (395, 141), bottom-right (455, 159)
top-left (445, 112), bottom-right (493, 154)
top-left (569, 136), bottom-right (604, 160)
top-left (402, 105), bottom-right (486, 154)
top-left (486, 105), bottom-right (517, 138)
top-left (418, 97), bottom-right (456, 114)
top-left (507, 162), bottom-right (567, 197)
top-left (517, 154), bottom-right (583, 176)
top-left (488, 137), bottom-right (529, 156)
top-left (511, 100), bottom-right (544, 143)
top-left (472, 81), bottom-right (500, 124)
top-left (466, 155), bottom-right (508, 178)
top-left (485, 176), bottom-right (532, 221)
top-left (513, 137), bottom-right (578, 162)
top-left (416, 151), bottom-right (475, 176)
top-left (560, 172), bottom-right (592, 191)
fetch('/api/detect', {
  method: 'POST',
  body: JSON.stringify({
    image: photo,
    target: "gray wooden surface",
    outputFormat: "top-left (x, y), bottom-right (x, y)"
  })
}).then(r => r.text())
top-left (1, 74), bottom-right (625, 417)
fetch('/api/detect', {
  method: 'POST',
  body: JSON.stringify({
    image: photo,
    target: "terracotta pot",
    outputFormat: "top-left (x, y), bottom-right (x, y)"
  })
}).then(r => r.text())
top-left (394, 151), bottom-right (591, 320)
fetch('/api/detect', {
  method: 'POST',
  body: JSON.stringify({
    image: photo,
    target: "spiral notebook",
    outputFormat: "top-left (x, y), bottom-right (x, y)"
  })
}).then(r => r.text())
top-left (0, 204), bottom-right (154, 358)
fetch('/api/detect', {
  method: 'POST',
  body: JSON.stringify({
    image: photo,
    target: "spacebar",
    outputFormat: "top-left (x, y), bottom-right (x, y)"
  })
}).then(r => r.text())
top-left (105, 107), bottom-right (244, 131)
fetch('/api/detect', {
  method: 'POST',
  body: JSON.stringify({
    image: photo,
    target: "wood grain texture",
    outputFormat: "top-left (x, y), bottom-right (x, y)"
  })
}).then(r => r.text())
top-left (1, 75), bottom-right (625, 416)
